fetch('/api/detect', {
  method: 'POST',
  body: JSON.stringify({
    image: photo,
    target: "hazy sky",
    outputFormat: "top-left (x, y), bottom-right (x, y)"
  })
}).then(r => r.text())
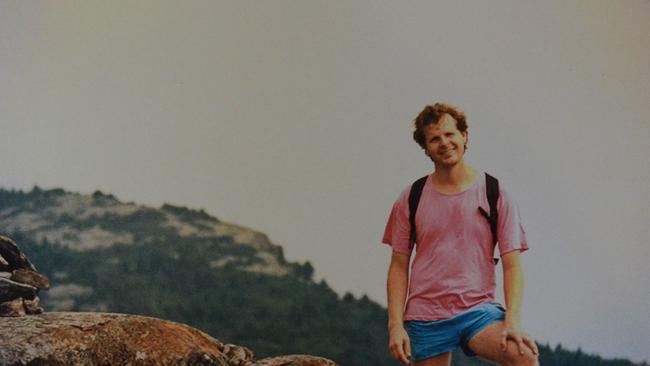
top-left (1, 1), bottom-right (649, 363)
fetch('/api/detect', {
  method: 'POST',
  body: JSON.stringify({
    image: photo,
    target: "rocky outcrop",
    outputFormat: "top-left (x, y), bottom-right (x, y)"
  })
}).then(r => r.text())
top-left (0, 188), bottom-right (293, 276)
top-left (0, 312), bottom-right (338, 366)
top-left (0, 235), bottom-right (49, 316)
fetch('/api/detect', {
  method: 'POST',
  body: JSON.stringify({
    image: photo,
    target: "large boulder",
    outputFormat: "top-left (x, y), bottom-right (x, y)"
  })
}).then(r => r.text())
top-left (0, 312), bottom-right (232, 365)
top-left (0, 312), bottom-right (338, 366)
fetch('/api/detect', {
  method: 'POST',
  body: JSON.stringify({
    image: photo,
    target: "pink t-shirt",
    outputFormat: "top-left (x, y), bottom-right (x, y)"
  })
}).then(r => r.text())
top-left (382, 173), bottom-right (528, 321)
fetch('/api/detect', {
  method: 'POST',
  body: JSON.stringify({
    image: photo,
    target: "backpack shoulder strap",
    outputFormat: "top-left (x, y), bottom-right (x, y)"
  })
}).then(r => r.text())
top-left (479, 172), bottom-right (500, 263)
top-left (485, 172), bottom-right (499, 236)
top-left (408, 175), bottom-right (429, 248)
top-left (478, 173), bottom-right (499, 241)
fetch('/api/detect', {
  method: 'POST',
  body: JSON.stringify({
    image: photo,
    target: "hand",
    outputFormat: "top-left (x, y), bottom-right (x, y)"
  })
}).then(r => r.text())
top-left (500, 322), bottom-right (539, 356)
top-left (389, 324), bottom-right (412, 365)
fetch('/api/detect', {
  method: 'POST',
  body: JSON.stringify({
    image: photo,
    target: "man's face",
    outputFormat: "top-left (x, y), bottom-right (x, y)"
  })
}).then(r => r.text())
top-left (423, 113), bottom-right (468, 167)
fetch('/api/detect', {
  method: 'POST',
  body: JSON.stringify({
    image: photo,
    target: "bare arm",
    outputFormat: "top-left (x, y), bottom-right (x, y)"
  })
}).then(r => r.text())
top-left (502, 250), bottom-right (524, 327)
top-left (501, 250), bottom-right (538, 355)
top-left (387, 251), bottom-right (411, 365)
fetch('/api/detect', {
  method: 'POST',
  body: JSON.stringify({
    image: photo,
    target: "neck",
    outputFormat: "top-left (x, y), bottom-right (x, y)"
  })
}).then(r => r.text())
top-left (432, 162), bottom-right (476, 187)
top-left (433, 161), bottom-right (470, 181)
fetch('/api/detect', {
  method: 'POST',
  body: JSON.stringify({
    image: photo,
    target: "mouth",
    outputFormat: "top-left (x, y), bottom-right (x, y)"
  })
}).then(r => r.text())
top-left (438, 148), bottom-right (455, 156)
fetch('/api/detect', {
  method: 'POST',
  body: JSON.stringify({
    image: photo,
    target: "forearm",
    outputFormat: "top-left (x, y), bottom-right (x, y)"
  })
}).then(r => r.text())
top-left (503, 264), bottom-right (524, 326)
top-left (387, 260), bottom-right (409, 329)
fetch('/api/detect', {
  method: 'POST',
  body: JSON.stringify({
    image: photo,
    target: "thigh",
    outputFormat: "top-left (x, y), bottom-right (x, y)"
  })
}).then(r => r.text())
top-left (466, 321), bottom-right (536, 365)
top-left (413, 351), bottom-right (451, 366)
top-left (405, 320), bottom-right (460, 363)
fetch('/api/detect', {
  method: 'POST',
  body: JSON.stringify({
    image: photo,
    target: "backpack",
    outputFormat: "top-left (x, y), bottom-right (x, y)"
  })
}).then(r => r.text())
top-left (408, 172), bottom-right (500, 264)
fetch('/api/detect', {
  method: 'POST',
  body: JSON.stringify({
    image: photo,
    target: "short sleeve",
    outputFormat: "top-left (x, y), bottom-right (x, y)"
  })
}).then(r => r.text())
top-left (381, 187), bottom-right (413, 255)
top-left (496, 188), bottom-right (529, 256)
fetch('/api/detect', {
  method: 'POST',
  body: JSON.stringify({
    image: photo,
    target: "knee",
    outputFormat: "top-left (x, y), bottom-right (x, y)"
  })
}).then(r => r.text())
top-left (521, 352), bottom-right (539, 366)
top-left (503, 346), bottom-right (538, 366)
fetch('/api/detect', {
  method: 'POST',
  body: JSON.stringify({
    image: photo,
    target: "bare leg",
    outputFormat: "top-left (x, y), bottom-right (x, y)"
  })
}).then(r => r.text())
top-left (413, 352), bottom-right (452, 366)
top-left (467, 321), bottom-right (539, 366)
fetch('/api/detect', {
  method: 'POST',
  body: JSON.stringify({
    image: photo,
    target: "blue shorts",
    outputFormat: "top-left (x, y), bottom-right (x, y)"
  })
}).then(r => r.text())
top-left (404, 302), bottom-right (506, 361)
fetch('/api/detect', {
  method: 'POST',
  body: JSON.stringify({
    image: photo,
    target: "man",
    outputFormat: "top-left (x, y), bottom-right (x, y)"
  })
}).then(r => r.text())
top-left (382, 103), bottom-right (539, 366)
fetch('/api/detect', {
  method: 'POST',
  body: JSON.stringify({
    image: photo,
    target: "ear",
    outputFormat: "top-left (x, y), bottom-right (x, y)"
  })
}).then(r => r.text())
top-left (462, 131), bottom-right (468, 145)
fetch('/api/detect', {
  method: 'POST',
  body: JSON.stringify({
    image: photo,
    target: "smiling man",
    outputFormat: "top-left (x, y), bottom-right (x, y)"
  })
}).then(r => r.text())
top-left (382, 103), bottom-right (539, 366)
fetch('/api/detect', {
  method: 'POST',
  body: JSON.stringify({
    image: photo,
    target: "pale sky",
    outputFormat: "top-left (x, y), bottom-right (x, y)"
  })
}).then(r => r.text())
top-left (1, 1), bottom-right (649, 363)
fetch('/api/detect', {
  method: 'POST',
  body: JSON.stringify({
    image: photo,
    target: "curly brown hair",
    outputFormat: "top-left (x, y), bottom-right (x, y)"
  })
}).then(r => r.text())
top-left (412, 103), bottom-right (467, 149)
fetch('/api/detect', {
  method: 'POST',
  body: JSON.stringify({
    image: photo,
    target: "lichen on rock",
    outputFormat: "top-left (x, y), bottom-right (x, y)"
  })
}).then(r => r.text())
top-left (0, 312), bottom-right (232, 365)
top-left (0, 312), bottom-right (339, 366)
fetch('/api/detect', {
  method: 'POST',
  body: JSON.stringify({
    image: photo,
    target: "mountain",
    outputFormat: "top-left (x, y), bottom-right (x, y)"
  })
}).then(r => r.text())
top-left (0, 187), bottom-right (641, 366)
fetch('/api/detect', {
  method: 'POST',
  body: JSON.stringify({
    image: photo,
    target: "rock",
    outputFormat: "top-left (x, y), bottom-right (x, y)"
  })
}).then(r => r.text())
top-left (0, 235), bottom-right (36, 272)
top-left (0, 277), bottom-right (37, 302)
top-left (0, 235), bottom-right (49, 316)
top-left (0, 297), bottom-right (26, 317)
top-left (0, 312), bottom-right (231, 366)
top-left (0, 312), bottom-right (340, 366)
top-left (0, 253), bottom-right (8, 268)
top-left (256, 355), bottom-right (339, 366)
top-left (0, 296), bottom-right (43, 316)
top-left (222, 343), bottom-right (255, 365)
top-left (11, 268), bottom-right (51, 289)
top-left (24, 296), bottom-right (44, 314)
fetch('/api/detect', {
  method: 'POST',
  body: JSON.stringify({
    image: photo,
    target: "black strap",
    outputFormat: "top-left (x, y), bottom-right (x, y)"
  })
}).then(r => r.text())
top-left (408, 175), bottom-right (428, 248)
top-left (478, 173), bottom-right (500, 263)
